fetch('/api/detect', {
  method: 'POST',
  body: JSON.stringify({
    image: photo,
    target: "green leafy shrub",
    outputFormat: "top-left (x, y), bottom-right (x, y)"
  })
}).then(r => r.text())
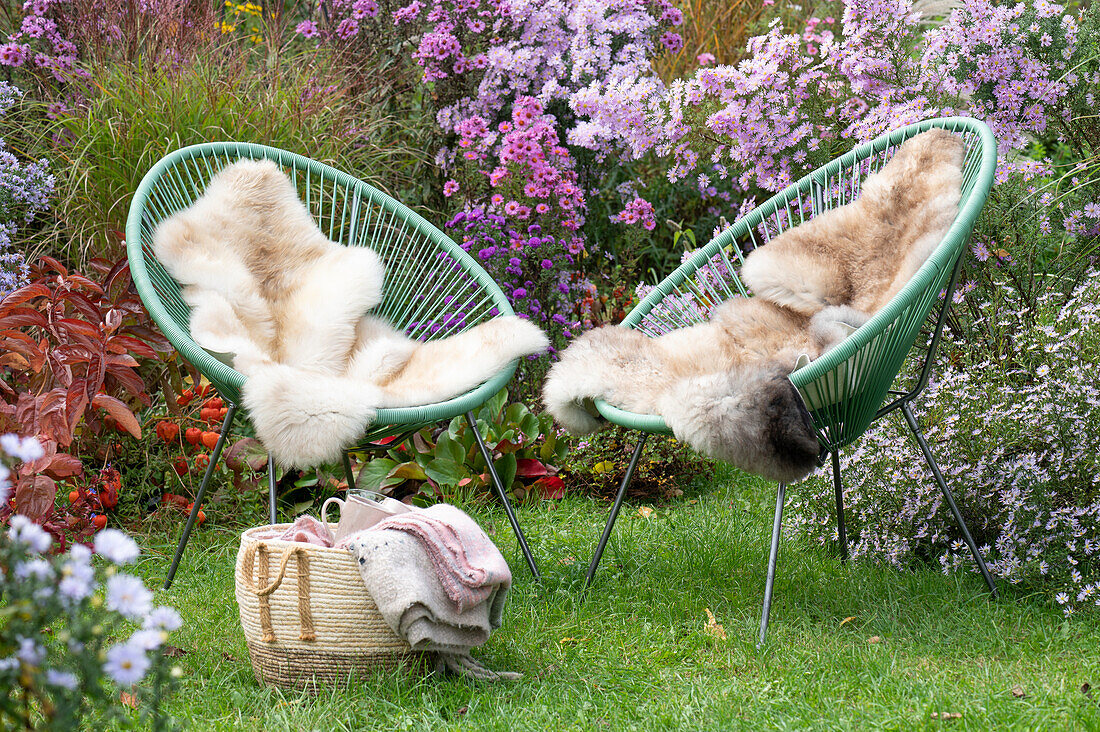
top-left (354, 389), bottom-right (567, 502)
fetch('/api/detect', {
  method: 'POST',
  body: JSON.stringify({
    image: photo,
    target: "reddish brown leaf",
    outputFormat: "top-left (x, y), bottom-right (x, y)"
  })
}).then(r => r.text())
top-left (38, 389), bottom-right (73, 446)
top-left (91, 394), bottom-right (142, 438)
top-left (0, 306), bottom-right (49, 329)
top-left (225, 438), bottom-right (269, 473)
top-left (103, 258), bottom-right (131, 293)
top-left (0, 283), bottom-right (51, 308)
top-left (35, 255), bottom-right (67, 277)
top-left (20, 438), bottom-right (56, 475)
top-left (44, 453), bottom-right (83, 479)
top-left (0, 352), bottom-right (29, 369)
top-left (105, 365), bottom-right (147, 398)
top-left (15, 393), bottom-right (40, 437)
top-left (15, 475), bottom-right (56, 522)
top-left (124, 324), bottom-right (172, 352)
top-left (0, 329), bottom-right (43, 352)
top-left (515, 458), bottom-right (550, 478)
top-left (105, 353), bottom-right (140, 369)
top-left (105, 334), bottom-right (159, 359)
top-left (533, 475), bottom-right (565, 500)
top-left (56, 318), bottom-right (102, 340)
top-left (66, 381), bottom-right (91, 428)
top-left (63, 291), bottom-right (106, 323)
top-left (65, 273), bottom-right (104, 294)
top-left (119, 692), bottom-right (138, 709)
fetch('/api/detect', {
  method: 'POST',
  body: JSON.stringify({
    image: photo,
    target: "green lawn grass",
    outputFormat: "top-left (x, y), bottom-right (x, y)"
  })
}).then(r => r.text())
top-left (133, 470), bottom-right (1100, 731)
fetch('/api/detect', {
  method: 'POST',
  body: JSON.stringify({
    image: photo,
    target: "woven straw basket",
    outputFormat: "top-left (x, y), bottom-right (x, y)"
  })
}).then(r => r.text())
top-left (235, 524), bottom-right (417, 690)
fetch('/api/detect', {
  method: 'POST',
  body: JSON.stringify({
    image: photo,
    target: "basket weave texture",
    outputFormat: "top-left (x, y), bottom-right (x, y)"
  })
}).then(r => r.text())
top-left (235, 524), bottom-right (417, 690)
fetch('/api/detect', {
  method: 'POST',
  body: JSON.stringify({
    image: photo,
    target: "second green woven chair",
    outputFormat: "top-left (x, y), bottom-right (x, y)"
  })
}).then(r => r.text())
top-left (125, 142), bottom-right (541, 589)
top-left (580, 117), bottom-right (1000, 646)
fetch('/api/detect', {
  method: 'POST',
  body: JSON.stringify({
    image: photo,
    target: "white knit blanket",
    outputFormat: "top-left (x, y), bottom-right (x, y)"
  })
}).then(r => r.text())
top-left (346, 505), bottom-right (520, 681)
top-left (153, 159), bottom-right (548, 468)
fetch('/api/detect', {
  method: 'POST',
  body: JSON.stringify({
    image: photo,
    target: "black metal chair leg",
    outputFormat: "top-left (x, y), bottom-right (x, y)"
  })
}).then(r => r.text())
top-left (466, 412), bottom-right (541, 581)
top-left (267, 455), bottom-right (278, 525)
top-left (902, 403), bottom-right (997, 597)
top-left (832, 451), bottom-right (848, 562)
top-left (164, 403), bottom-right (237, 590)
top-left (758, 482), bottom-right (786, 648)
top-left (342, 451), bottom-right (357, 491)
top-left (583, 436), bottom-right (648, 589)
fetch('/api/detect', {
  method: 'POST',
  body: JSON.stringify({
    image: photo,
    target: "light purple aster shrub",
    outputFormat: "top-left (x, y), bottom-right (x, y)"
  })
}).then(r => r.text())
top-left (788, 274), bottom-right (1100, 616)
top-left (626, 0), bottom-right (1097, 220)
top-left (0, 81), bottom-right (53, 300)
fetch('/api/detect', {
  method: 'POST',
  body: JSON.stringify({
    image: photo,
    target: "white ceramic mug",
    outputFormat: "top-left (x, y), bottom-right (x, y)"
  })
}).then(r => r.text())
top-left (321, 489), bottom-right (412, 541)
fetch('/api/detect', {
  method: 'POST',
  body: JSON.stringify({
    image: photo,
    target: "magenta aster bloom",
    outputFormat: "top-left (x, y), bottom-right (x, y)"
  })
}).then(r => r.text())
top-left (295, 20), bottom-right (318, 38)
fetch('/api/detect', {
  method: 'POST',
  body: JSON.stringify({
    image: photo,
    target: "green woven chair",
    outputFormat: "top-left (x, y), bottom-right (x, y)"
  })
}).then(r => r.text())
top-left (125, 142), bottom-right (540, 589)
top-left (582, 117), bottom-right (1000, 645)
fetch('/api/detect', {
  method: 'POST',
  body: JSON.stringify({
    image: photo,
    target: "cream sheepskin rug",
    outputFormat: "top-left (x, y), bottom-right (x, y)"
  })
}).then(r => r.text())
top-left (154, 159), bottom-right (549, 468)
top-left (544, 129), bottom-right (965, 483)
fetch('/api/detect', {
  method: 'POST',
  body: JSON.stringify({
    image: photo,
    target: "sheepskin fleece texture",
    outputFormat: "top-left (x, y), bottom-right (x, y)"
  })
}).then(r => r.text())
top-left (153, 159), bottom-right (549, 468)
top-left (544, 129), bottom-right (965, 483)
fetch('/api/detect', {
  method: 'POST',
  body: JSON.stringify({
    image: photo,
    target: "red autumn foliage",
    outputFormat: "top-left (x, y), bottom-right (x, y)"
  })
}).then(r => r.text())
top-left (0, 256), bottom-right (172, 540)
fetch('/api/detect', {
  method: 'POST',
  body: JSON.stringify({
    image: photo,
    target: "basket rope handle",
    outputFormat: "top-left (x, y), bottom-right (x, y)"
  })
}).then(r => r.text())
top-left (241, 541), bottom-right (317, 642)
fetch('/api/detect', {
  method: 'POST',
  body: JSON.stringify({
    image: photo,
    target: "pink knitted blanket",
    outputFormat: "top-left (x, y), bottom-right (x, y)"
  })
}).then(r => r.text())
top-left (252, 516), bottom-right (334, 546)
top-left (368, 504), bottom-right (512, 614)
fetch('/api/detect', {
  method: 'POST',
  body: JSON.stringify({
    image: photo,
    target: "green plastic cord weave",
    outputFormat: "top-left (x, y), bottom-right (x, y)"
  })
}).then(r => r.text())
top-left (593, 117), bottom-right (998, 451)
top-left (125, 142), bottom-right (520, 443)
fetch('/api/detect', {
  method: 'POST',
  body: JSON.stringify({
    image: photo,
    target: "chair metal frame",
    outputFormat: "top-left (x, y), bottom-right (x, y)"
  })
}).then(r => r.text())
top-left (125, 142), bottom-right (540, 589)
top-left (579, 118), bottom-right (1000, 645)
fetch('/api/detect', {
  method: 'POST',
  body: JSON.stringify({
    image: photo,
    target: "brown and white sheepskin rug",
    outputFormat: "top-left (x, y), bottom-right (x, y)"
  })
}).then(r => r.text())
top-left (543, 129), bottom-right (965, 483)
top-left (154, 159), bottom-right (548, 468)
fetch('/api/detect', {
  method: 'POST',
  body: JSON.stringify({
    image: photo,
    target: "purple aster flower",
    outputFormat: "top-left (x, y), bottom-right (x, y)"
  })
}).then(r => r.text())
top-left (94, 528), bottom-right (140, 564)
top-left (0, 43), bottom-right (28, 67)
top-left (1, 434), bottom-right (44, 462)
top-left (16, 637), bottom-right (45, 666)
top-left (46, 670), bottom-right (78, 690)
top-left (295, 19), bottom-right (318, 38)
top-left (129, 629), bottom-right (166, 651)
top-left (8, 515), bottom-right (52, 553)
top-left (103, 642), bottom-right (151, 686)
top-left (105, 574), bottom-right (153, 620)
top-left (0, 464), bottom-right (10, 506)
